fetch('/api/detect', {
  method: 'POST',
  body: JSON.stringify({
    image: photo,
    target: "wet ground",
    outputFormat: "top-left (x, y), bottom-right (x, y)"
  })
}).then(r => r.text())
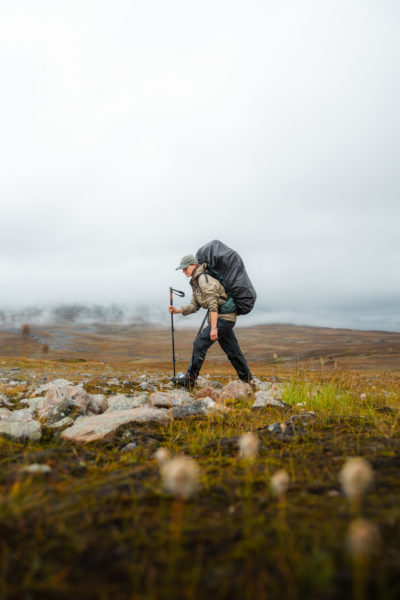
top-left (0, 326), bottom-right (399, 599)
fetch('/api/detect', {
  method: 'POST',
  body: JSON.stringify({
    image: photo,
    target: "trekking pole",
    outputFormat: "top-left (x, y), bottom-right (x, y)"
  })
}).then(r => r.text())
top-left (169, 287), bottom-right (185, 378)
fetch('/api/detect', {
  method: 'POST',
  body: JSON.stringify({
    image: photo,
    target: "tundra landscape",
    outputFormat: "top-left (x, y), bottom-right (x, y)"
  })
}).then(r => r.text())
top-left (0, 322), bottom-right (399, 599)
top-left (2, 0), bottom-right (399, 598)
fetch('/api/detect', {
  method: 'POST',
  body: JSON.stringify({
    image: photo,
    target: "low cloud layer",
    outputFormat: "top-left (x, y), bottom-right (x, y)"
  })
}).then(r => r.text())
top-left (1, 1), bottom-right (399, 331)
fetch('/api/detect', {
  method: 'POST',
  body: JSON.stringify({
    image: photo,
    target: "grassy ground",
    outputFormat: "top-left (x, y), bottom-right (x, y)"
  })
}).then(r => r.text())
top-left (0, 357), bottom-right (399, 599)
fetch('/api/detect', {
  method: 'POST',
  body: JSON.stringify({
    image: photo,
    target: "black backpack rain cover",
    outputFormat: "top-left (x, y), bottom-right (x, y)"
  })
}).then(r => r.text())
top-left (196, 240), bottom-right (257, 315)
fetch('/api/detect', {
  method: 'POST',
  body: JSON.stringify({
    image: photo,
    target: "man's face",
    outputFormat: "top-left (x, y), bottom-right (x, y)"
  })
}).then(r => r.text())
top-left (183, 264), bottom-right (197, 277)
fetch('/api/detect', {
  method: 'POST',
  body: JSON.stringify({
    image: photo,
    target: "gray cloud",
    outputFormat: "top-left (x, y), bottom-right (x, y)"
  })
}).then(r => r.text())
top-left (0, 1), bottom-right (399, 330)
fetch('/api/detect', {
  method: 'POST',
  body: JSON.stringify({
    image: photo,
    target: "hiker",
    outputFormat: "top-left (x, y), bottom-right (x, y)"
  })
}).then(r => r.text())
top-left (169, 254), bottom-right (255, 390)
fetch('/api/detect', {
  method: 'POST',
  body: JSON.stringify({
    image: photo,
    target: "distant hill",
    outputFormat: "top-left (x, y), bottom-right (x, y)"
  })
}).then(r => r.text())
top-left (0, 320), bottom-right (399, 371)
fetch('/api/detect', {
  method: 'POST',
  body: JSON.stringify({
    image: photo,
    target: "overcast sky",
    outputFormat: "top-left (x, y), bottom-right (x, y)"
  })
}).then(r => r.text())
top-left (1, 0), bottom-right (399, 331)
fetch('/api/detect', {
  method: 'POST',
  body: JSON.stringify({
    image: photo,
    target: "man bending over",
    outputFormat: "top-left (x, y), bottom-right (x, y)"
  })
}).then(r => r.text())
top-left (169, 254), bottom-right (255, 390)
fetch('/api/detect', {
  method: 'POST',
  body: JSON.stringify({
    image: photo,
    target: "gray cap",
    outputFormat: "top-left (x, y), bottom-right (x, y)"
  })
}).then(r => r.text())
top-left (175, 254), bottom-right (197, 270)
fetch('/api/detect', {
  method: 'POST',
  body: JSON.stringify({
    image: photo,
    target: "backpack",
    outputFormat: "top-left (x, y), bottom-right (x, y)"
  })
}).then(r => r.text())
top-left (196, 240), bottom-right (257, 315)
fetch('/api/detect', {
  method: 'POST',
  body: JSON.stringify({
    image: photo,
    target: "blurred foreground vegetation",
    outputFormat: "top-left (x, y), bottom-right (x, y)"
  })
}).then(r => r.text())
top-left (0, 357), bottom-right (399, 599)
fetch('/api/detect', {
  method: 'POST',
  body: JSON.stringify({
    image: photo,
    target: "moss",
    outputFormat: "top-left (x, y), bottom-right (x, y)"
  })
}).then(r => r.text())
top-left (0, 359), bottom-right (399, 598)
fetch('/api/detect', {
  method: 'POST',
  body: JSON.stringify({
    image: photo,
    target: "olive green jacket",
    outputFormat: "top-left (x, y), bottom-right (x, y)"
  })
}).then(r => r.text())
top-left (181, 263), bottom-right (237, 323)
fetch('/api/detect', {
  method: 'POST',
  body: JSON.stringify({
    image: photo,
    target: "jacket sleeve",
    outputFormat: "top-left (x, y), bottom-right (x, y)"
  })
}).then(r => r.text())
top-left (181, 295), bottom-right (200, 316)
top-left (197, 274), bottom-right (220, 313)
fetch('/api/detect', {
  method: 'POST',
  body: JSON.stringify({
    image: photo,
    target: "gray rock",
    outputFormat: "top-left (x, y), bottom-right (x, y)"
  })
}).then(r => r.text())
top-left (171, 405), bottom-right (206, 418)
top-left (37, 390), bottom-right (71, 424)
top-left (33, 379), bottom-right (73, 395)
top-left (199, 397), bottom-right (228, 413)
top-left (0, 420), bottom-right (42, 442)
top-left (20, 397), bottom-right (42, 412)
top-left (196, 376), bottom-right (223, 390)
top-left (37, 385), bottom-right (92, 424)
top-left (291, 411), bottom-right (316, 421)
top-left (149, 390), bottom-right (193, 408)
top-left (171, 397), bottom-right (227, 418)
top-left (137, 375), bottom-right (159, 385)
top-left (105, 394), bottom-right (148, 413)
top-left (48, 416), bottom-right (75, 430)
top-left (252, 391), bottom-right (287, 409)
top-left (67, 385), bottom-right (92, 410)
top-left (121, 442), bottom-right (138, 453)
top-left (0, 408), bottom-right (11, 420)
top-left (0, 394), bottom-right (14, 407)
top-left (194, 387), bottom-right (222, 402)
top-left (161, 382), bottom-right (174, 389)
top-left (7, 408), bottom-right (36, 421)
top-left (61, 407), bottom-right (170, 443)
top-left (254, 380), bottom-right (273, 392)
top-left (221, 380), bottom-right (251, 400)
top-left (267, 422), bottom-right (288, 434)
top-left (264, 421), bottom-right (303, 437)
top-left (88, 394), bottom-right (108, 414)
top-left (139, 382), bottom-right (157, 392)
top-left (106, 378), bottom-right (120, 386)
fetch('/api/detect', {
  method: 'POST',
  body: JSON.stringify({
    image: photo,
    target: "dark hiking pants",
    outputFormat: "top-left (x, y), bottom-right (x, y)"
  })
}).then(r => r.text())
top-left (186, 318), bottom-right (253, 384)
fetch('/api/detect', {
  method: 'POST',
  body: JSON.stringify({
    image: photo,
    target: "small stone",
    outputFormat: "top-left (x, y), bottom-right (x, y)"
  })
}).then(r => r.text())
top-left (121, 442), bottom-right (137, 453)
top-left (37, 390), bottom-right (71, 424)
top-left (88, 394), bottom-right (108, 414)
top-left (149, 390), bottom-right (193, 408)
top-left (7, 408), bottom-right (36, 422)
top-left (105, 394), bottom-right (148, 413)
top-left (252, 391), bottom-right (286, 409)
top-left (171, 398), bottom-right (226, 418)
top-left (20, 464), bottom-right (52, 474)
top-left (266, 422), bottom-right (296, 437)
top-left (48, 416), bottom-right (75, 430)
top-left (19, 398), bottom-right (42, 412)
top-left (0, 420), bottom-right (42, 442)
top-left (0, 408), bottom-right (11, 421)
top-left (33, 379), bottom-right (73, 395)
top-left (37, 385), bottom-right (91, 424)
top-left (0, 394), bottom-right (13, 407)
top-left (204, 380), bottom-right (223, 390)
top-left (221, 381), bottom-right (251, 400)
top-left (61, 407), bottom-right (170, 443)
top-left (194, 387), bottom-right (222, 402)
top-left (172, 405), bottom-right (206, 418)
top-left (253, 379), bottom-right (273, 392)
top-left (139, 382), bottom-right (157, 392)
top-left (199, 397), bottom-right (228, 412)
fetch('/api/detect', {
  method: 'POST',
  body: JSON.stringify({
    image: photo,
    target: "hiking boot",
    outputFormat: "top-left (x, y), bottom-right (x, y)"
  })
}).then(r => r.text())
top-left (171, 374), bottom-right (195, 391)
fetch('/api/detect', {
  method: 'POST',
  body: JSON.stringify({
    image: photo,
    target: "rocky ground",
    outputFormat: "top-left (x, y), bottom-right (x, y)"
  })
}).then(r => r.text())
top-left (0, 354), bottom-right (399, 599)
top-left (0, 365), bottom-right (289, 445)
